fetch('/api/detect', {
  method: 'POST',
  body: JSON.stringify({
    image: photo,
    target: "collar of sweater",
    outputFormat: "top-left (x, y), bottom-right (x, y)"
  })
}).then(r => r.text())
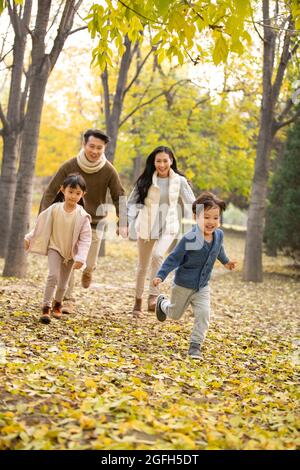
top-left (152, 168), bottom-right (179, 187)
top-left (77, 148), bottom-right (107, 174)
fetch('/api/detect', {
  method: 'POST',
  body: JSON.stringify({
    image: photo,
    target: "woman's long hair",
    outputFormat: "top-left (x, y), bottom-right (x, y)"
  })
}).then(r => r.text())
top-left (135, 146), bottom-right (184, 205)
top-left (52, 173), bottom-right (87, 207)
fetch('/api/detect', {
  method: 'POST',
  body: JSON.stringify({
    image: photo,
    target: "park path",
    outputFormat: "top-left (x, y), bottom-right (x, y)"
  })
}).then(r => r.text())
top-left (0, 234), bottom-right (299, 450)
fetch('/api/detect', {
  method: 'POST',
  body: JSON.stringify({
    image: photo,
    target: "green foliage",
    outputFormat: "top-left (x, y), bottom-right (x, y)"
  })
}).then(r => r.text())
top-left (115, 55), bottom-right (258, 201)
top-left (0, 0), bottom-right (6, 14)
top-left (264, 116), bottom-right (300, 261)
top-left (87, 0), bottom-right (253, 70)
top-left (291, 0), bottom-right (300, 30)
top-left (0, 0), bottom-right (22, 14)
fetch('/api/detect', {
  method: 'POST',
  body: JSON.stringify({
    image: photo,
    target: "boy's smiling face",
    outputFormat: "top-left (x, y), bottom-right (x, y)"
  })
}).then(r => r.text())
top-left (197, 205), bottom-right (221, 236)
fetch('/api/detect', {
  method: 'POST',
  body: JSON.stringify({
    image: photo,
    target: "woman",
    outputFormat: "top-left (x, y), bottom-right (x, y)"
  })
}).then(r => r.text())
top-left (128, 146), bottom-right (195, 317)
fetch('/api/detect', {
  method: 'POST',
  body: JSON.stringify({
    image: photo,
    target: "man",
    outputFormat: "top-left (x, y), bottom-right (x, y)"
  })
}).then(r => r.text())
top-left (39, 129), bottom-right (126, 313)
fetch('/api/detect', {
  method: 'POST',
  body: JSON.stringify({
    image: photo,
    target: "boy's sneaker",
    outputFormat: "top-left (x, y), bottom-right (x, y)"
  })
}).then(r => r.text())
top-left (52, 301), bottom-right (62, 319)
top-left (40, 306), bottom-right (51, 324)
top-left (188, 342), bottom-right (203, 359)
top-left (155, 294), bottom-right (167, 322)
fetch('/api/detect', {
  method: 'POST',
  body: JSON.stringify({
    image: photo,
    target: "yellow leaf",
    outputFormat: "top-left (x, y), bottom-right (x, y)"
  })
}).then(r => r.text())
top-left (131, 390), bottom-right (148, 401)
top-left (84, 378), bottom-right (97, 388)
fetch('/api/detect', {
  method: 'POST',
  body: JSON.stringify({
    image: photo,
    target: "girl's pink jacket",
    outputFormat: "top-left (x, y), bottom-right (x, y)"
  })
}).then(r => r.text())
top-left (24, 203), bottom-right (92, 266)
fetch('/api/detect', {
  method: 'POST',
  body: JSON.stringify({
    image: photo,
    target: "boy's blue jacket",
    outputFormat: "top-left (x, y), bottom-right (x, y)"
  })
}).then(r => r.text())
top-left (157, 225), bottom-right (229, 290)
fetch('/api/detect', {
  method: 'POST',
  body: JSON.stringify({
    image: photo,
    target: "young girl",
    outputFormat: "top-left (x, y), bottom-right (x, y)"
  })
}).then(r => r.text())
top-left (24, 174), bottom-right (92, 324)
top-left (153, 192), bottom-right (237, 359)
top-left (127, 146), bottom-right (195, 317)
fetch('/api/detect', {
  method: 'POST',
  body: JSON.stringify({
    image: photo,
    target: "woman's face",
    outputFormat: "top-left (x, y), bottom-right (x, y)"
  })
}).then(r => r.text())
top-left (154, 152), bottom-right (173, 178)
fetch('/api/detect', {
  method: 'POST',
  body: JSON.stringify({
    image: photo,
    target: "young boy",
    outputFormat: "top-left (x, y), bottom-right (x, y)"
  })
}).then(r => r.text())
top-left (153, 191), bottom-right (237, 359)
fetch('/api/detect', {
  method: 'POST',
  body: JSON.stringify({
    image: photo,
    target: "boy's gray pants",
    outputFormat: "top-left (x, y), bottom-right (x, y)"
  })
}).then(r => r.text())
top-left (161, 284), bottom-right (210, 345)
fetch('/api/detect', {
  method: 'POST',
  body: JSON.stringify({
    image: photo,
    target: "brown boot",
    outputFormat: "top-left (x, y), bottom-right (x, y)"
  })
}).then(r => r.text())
top-left (40, 306), bottom-right (51, 324)
top-left (62, 299), bottom-right (75, 314)
top-left (52, 301), bottom-right (62, 319)
top-left (132, 298), bottom-right (142, 318)
top-left (81, 271), bottom-right (92, 288)
top-left (147, 294), bottom-right (157, 312)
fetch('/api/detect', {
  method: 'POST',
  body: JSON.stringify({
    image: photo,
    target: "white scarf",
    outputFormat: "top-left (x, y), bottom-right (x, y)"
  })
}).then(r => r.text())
top-left (76, 148), bottom-right (107, 174)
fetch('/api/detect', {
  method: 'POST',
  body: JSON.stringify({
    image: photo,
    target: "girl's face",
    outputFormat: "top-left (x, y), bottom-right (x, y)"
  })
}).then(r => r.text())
top-left (61, 184), bottom-right (85, 206)
top-left (197, 206), bottom-right (221, 236)
top-left (154, 152), bottom-right (173, 178)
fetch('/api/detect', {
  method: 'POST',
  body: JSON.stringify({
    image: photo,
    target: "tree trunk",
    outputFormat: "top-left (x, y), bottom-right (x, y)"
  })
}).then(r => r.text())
top-left (0, 134), bottom-right (19, 257)
top-left (133, 154), bottom-right (143, 182)
top-left (3, 54), bottom-right (51, 278)
top-left (0, 0), bottom-right (33, 257)
top-left (103, 35), bottom-right (133, 162)
top-left (3, 0), bottom-right (81, 277)
top-left (243, 0), bottom-right (274, 282)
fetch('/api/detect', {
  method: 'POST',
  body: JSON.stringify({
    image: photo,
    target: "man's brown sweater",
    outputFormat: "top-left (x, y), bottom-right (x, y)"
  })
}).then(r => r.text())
top-left (39, 158), bottom-right (125, 226)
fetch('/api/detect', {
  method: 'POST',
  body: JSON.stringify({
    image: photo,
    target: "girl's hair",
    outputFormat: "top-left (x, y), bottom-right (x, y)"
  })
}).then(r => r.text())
top-left (135, 146), bottom-right (185, 204)
top-left (52, 173), bottom-right (87, 207)
top-left (192, 191), bottom-right (226, 216)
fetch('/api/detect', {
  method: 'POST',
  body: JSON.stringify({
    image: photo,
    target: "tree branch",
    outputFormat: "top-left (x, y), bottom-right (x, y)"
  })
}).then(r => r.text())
top-left (119, 79), bottom-right (191, 127)
top-left (68, 25), bottom-right (88, 35)
top-left (272, 108), bottom-right (300, 133)
top-left (250, 10), bottom-right (265, 43)
top-left (0, 102), bottom-right (8, 130)
top-left (276, 98), bottom-right (294, 123)
top-left (46, 0), bottom-right (65, 35)
top-left (272, 17), bottom-right (294, 105)
top-left (119, 91), bottom-right (165, 127)
top-left (20, 66), bottom-right (31, 127)
top-left (0, 47), bottom-right (13, 64)
top-left (101, 67), bottom-right (111, 126)
top-left (7, 0), bottom-right (22, 38)
top-left (187, 96), bottom-right (210, 126)
top-left (117, 0), bottom-right (164, 25)
top-left (123, 44), bottom-right (156, 97)
top-left (49, 0), bottom-right (84, 71)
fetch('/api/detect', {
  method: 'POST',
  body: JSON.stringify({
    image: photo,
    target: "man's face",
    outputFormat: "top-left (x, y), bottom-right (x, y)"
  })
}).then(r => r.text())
top-left (84, 135), bottom-right (106, 162)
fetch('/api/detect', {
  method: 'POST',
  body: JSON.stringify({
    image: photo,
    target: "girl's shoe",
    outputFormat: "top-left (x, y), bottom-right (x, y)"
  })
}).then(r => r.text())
top-left (147, 294), bottom-right (157, 312)
top-left (40, 306), bottom-right (51, 324)
top-left (132, 298), bottom-right (142, 318)
top-left (52, 301), bottom-right (62, 319)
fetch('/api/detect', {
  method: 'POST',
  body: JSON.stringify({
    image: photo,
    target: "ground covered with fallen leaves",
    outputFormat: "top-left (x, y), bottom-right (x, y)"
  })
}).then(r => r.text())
top-left (0, 229), bottom-right (299, 450)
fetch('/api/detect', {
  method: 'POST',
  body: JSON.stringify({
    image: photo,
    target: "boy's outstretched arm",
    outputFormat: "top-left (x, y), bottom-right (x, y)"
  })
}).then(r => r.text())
top-left (217, 242), bottom-right (237, 271)
top-left (224, 260), bottom-right (237, 270)
top-left (217, 243), bottom-right (230, 265)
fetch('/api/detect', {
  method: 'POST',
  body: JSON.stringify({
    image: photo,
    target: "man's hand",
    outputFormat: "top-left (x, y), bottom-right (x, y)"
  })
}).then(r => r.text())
top-left (153, 277), bottom-right (163, 287)
top-left (73, 261), bottom-right (83, 270)
top-left (224, 260), bottom-right (237, 271)
top-left (24, 239), bottom-right (30, 250)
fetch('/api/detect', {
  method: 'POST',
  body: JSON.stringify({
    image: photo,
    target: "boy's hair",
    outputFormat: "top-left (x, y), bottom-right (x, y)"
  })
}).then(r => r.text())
top-left (83, 129), bottom-right (110, 144)
top-left (192, 191), bottom-right (226, 216)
